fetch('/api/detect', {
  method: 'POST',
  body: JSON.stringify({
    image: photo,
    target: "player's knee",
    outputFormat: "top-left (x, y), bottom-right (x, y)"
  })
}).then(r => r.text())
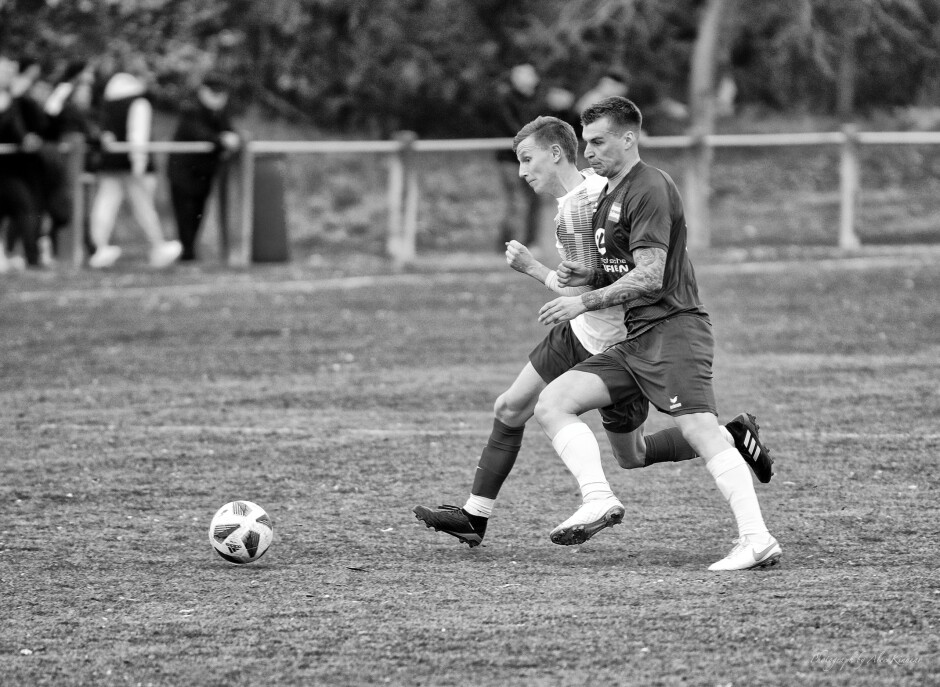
top-left (493, 392), bottom-right (533, 426)
top-left (533, 391), bottom-right (561, 429)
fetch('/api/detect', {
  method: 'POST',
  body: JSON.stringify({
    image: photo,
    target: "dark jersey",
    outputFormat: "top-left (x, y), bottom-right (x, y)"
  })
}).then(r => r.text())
top-left (593, 160), bottom-right (707, 339)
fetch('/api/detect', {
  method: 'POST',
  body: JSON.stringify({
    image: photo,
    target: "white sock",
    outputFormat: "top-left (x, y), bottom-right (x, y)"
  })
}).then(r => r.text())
top-left (704, 447), bottom-right (769, 539)
top-left (552, 422), bottom-right (614, 502)
top-left (463, 495), bottom-right (494, 518)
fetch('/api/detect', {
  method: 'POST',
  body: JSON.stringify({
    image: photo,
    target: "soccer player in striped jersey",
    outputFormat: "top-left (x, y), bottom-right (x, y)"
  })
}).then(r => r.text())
top-left (414, 116), bottom-right (772, 549)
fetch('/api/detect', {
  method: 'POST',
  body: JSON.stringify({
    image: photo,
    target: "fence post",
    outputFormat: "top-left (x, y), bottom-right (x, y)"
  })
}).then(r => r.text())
top-left (64, 133), bottom-right (87, 268)
top-left (685, 130), bottom-right (711, 249)
top-left (237, 133), bottom-right (255, 267)
top-left (386, 131), bottom-right (417, 268)
top-left (216, 157), bottom-right (230, 265)
top-left (838, 124), bottom-right (861, 249)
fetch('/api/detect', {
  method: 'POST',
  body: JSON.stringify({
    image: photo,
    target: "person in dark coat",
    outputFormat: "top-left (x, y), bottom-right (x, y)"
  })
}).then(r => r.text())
top-left (0, 55), bottom-right (44, 269)
top-left (41, 61), bottom-right (100, 260)
top-left (490, 64), bottom-right (542, 251)
top-left (166, 73), bottom-right (239, 262)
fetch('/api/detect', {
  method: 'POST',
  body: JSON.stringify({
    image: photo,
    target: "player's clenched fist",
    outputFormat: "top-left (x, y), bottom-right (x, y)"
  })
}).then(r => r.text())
top-left (505, 240), bottom-right (536, 274)
top-left (556, 260), bottom-right (594, 287)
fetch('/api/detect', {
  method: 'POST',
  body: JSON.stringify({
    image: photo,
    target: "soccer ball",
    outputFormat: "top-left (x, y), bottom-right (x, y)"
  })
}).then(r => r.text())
top-left (208, 500), bottom-right (274, 564)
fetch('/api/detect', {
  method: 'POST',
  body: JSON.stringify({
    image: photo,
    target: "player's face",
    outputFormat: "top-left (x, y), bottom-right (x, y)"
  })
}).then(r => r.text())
top-left (516, 136), bottom-right (557, 195)
top-left (582, 118), bottom-right (632, 177)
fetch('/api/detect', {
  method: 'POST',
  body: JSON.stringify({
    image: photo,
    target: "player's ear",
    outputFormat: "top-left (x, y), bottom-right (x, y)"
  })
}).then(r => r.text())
top-left (550, 143), bottom-right (563, 162)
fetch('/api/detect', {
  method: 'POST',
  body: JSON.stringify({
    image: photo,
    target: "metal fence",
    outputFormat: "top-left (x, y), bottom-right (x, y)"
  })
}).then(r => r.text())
top-left (3, 127), bottom-right (940, 268)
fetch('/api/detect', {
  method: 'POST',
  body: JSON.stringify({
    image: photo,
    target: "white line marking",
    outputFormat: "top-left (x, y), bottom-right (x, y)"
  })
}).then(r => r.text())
top-left (33, 423), bottom-right (940, 442)
top-left (4, 247), bottom-right (940, 303)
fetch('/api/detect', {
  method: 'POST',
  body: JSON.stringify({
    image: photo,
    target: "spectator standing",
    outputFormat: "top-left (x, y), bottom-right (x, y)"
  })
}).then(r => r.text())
top-left (45, 61), bottom-right (103, 259)
top-left (166, 73), bottom-right (239, 262)
top-left (0, 55), bottom-right (44, 270)
top-left (88, 65), bottom-right (181, 269)
top-left (491, 63), bottom-right (543, 250)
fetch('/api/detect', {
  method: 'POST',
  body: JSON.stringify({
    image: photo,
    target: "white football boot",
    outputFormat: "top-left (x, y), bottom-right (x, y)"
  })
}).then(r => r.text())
top-left (550, 495), bottom-right (625, 546)
top-left (708, 534), bottom-right (781, 571)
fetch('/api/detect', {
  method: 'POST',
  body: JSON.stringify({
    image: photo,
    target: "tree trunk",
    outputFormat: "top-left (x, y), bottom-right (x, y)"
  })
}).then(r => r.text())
top-left (686, 0), bottom-right (728, 249)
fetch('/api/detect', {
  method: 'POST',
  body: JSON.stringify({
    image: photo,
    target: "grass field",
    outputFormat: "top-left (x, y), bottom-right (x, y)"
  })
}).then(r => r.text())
top-left (2, 245), bottom-right (938, 686)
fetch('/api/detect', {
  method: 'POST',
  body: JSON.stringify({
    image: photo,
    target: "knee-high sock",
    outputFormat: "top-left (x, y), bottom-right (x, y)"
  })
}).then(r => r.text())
top-left (705, 447), bottom-right (768, 539)
top-left (465, 419), bottom-right (525, 517)
top-left (644, 425), bottom-right (734, 465)
top-left (552, 422), bottom-right (613, 502)
top-left (643, 426), bottom-right (697, 465)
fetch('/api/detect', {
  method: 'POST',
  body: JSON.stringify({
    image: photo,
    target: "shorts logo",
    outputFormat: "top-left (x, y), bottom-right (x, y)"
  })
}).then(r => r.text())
top-left (609, 202), bottom-right (621, 224)
top-left (669, 395), bottom-right (682, 410)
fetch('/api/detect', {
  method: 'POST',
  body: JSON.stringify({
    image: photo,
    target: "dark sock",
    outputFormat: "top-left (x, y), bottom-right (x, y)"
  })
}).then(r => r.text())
top-left (470, 419), bottom-right (525, 499)
top-left (643, 427), bottom-right (697, 465)
top-left (462, 510), bottom-right (489, 533)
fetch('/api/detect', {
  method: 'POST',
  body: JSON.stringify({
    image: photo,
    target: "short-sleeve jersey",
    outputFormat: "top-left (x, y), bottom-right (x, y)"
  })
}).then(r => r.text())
top-left (556, 170), bottom-right (627, 354)
top-left (592, 161), bottom-right (707, 339)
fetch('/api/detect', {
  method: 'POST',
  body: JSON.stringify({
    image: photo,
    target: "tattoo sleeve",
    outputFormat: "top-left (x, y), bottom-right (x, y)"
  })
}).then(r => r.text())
top-left (581, 247), bottom-right (667, 311)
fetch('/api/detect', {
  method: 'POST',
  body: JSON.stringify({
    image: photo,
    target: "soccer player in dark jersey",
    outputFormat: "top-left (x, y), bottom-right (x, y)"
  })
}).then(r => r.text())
top-left (413, 115), bottom-right (773, 550)
top-left (534, 97), bottom-right (781, 571)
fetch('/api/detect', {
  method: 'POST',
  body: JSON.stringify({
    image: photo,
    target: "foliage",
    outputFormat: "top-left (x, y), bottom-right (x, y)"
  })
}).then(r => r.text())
top-left (0, 0), bottom-right (939, 134)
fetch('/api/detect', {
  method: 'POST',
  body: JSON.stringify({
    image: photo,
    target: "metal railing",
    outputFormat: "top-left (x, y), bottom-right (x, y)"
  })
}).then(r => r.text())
top-left (3, 127), bottom-right (940, 268)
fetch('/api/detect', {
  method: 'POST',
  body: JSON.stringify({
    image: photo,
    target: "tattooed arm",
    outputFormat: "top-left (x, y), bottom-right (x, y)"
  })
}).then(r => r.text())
top-left (581, 247), bottom-right (665, 310)
top-left (537, 247), bottom-right (666, 325)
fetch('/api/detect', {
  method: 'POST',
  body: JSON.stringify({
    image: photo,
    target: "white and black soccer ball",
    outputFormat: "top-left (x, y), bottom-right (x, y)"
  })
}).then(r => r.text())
top-left (208, 500), bottom-right (274, 564)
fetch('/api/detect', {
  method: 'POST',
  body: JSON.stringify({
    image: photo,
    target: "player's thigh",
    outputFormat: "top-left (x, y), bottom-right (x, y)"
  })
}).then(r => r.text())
top-left (538, 369), bottom-right (613, 417)
top-left (528, 323), bottom-right (590, 383)
top-left (494, 362), bottom-right (546, 423)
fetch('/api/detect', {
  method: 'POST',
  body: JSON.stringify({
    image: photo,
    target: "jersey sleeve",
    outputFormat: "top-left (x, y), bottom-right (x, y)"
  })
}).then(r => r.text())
top-left (625, 174), bottom-right (672, 252)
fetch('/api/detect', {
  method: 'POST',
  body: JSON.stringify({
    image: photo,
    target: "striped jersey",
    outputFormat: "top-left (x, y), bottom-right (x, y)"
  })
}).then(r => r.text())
top-left (553, 169), bottom-right (627, 354)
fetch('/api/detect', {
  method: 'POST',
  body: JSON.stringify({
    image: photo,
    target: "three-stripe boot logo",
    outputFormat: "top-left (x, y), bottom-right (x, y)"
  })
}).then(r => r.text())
top-left (744, 430), bottom-right (761, 460)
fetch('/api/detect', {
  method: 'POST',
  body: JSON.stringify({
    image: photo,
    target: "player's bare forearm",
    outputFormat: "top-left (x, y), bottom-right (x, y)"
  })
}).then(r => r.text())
top-left (580, 247), bottom-right (666, 311)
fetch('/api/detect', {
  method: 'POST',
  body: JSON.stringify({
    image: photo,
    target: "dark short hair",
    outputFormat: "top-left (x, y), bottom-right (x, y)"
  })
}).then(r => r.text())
top-left (581, 96), bottom-right (642, 134)
top-left (512, 115), bottom-right (577, 163)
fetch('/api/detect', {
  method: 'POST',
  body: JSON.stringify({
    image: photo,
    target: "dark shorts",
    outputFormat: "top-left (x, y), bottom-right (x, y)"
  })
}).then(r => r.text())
top-left (529, 322), bottom-right (645, 433)
top-left (572, 314), bottom-right (717, 433)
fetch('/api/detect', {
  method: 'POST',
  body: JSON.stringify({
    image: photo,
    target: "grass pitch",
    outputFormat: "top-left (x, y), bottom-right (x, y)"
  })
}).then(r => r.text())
top-left (1, 246), bottom-right (938, 686)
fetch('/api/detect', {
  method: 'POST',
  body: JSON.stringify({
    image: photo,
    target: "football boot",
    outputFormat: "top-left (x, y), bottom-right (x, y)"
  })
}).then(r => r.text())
top-left (549, 495), bottom-right (625, 546)
top-left (414, 504), bottom-right (486, 548)
top-left (708, 535), bottom-right (782, 571)
top-left (726, 413), bottom-right (775, 483)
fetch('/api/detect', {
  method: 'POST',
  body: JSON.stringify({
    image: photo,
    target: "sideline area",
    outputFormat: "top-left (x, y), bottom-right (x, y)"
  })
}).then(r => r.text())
top-left (2, 242), bottom-right (939, 304)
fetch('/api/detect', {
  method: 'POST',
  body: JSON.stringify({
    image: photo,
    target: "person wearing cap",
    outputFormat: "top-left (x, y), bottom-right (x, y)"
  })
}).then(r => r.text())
top-left (166, 72), bottom-right (239, 262)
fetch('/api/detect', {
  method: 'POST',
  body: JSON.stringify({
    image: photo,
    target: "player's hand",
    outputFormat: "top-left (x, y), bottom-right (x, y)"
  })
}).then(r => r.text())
top-left (556, 260), bottom-right (593, 287)
top-left (505, 240), bottom-right (537, 274)
top-left (538, 295), bottom-right (587, 325)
